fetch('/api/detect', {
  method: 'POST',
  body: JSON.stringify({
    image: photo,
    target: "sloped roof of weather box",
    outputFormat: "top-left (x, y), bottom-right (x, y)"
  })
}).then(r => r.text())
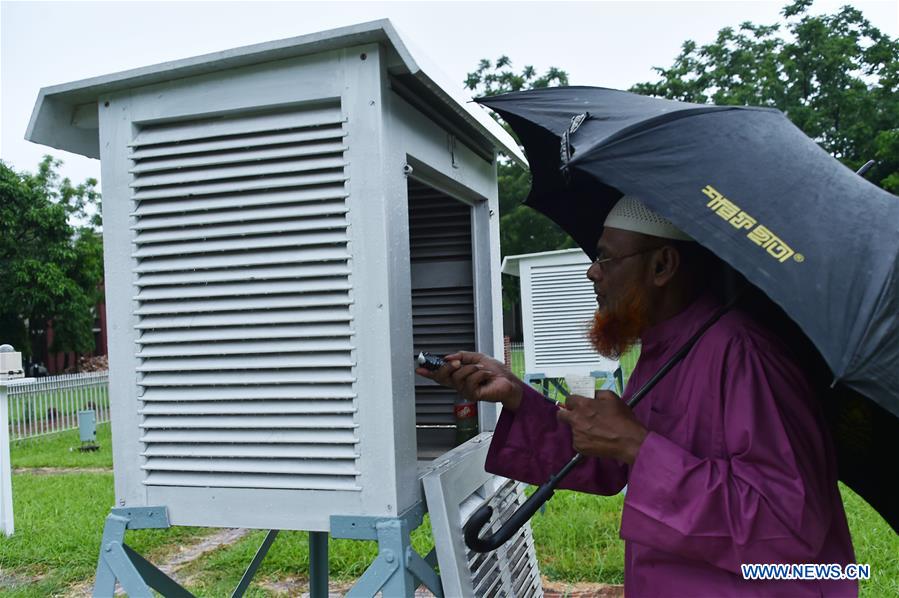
top-left (25, 19), bottom-right (527, 167)
top-left (501, 248), bottom-right (587, 277)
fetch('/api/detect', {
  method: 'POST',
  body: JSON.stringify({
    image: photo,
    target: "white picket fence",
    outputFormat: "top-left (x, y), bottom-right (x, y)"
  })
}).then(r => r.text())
top-left (6, 371), bottom-right (110, 441)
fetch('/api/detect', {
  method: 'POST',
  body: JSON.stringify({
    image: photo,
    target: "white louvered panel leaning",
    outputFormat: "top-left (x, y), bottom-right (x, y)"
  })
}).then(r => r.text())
top-left (422, 434), bottom-right (543, 598)
top-left (130, 103), bottom-right (360, 493)
top-left (530, 263), bottom-right (598, 368)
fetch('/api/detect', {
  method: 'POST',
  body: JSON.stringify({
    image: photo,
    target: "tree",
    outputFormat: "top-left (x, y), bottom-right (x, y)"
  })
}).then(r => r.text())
top-left (630, 0), bottom-right (899, 192)
top-left (466, 57), bottom-right (575, 312)
top-left (0, 157), bottom-right (104, 362)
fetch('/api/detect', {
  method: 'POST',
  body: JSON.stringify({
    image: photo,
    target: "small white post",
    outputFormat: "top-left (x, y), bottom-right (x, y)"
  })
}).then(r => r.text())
top-left (0, 380), bottom-right (14, 536)
top-left (0, 378), bottom-right (33, 536)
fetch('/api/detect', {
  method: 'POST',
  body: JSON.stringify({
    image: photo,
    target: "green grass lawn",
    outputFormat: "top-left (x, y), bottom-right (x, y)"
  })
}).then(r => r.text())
top-left (1, 372), bottom-right (896, 595)
top-left (840, 484), bottom-right (899, 596)
top-left (176, 522), bottom-right (436, 596)
top-left (0, 473), bottom-right (212, 597)
top-left (1, 423), bottom-right (216, 596)
top-left (10, 422), bottom-right (113, 469)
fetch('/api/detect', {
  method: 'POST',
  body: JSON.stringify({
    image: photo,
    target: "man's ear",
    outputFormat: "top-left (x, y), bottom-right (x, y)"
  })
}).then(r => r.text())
top-left (651, 245), bottom-right (680, 287)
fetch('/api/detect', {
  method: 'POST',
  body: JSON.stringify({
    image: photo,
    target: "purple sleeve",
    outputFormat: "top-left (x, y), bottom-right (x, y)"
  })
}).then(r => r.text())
top-left (484, 382), bottom-right (628, 495)
top-left (620, 337), bottom-right (838, 572)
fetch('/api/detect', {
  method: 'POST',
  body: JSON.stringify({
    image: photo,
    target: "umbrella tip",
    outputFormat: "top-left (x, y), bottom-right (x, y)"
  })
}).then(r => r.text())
top-left (856, 160), bottom-right (876, 177)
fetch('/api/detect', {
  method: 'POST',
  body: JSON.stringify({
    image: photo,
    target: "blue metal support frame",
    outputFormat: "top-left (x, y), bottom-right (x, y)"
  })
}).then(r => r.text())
top-left (232, 529), bottom-right (280, 598)
top-left (331, 502), bottom-right (442, 597)
top-left (525, 367), bottom-right (623, 399)
top-left (309, 531), bottom-right (329, 598)
top-left (93, 506), bottom-right (195, 598)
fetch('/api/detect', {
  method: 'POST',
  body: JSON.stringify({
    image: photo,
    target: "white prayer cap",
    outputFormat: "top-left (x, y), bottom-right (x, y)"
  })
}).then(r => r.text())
top-left (603, 195), bottom-right (692, 241)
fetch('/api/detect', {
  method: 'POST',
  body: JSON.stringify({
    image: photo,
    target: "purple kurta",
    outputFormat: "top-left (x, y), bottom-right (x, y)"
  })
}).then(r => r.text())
top-left (486, 293), bottom-right (857, 597)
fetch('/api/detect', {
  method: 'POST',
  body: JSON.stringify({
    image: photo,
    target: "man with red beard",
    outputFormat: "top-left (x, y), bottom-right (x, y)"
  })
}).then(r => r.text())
top-left (417, 196), bottom-right (856, 597)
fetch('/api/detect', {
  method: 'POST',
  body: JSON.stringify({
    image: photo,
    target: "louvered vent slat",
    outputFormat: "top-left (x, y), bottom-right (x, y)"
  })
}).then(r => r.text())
top-left (137, 323), bottom-right (352, 344)
top-left (136, 353), bottom-right (353, 372)
top-left (130, 156), bottom-right (347, 188)
top-left (130, 105), bottom-right (343, 145)
top-left (140, 399), bottom-right (355, 415)
top-left (131, 104), bottom-right (358, 492)
top-left (137, 338), bottom-right (352, 357)
top-left (141, 457), bottom-right (358, 475)
top-left (408, 180), bottom-right (475, 457)
top-left (141, 414), bottom-right (355, 429)
top-left (140, 429), bottom-right (356, 444)
top-left (132, 171), bottom-right (348, 201)
top-left (136, 307), bottom-right (351, 330)
top-left (129, 126), bottom-right (346, 160)
top-left (135, 263), bottom-right (351, 287)
top-left (132, 230), bottom-right (347, 258)
top-left (142, 443), bottom-right (358, 459)
top-left (132, 201), bottom-right (347, 230)
top-left (135, 278), bottom-right (351, 301)
top-left (143, 472), bottom-right (360, 491)
top-left (139, 370), bottom-right (355, 386)
top-left (140, 385), bottom-right (355, 402)
top-left (130, 139), bottom-right (347, 173)
top-left (133, 216), bottom-right (348, 244)
top-left (133, 246), bottom-right (350, 274)
top-left (132, 185), bottom-right (347, 217)
top-left (133, 292), bottom-right (351, 315)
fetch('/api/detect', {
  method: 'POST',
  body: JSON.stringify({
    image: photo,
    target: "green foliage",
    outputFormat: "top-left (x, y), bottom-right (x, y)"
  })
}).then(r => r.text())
top-left (465, 55), bottom-right (569, 99)
top-left (0, 157), bottom-right (104, 358)
top-left (631, 0), bottom-right (899, 192)
top-left (466, 58), bottom-right (574, 309)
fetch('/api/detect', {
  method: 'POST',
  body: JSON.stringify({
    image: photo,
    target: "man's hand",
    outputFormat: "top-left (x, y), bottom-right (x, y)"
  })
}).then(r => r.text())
top-left (415, 351), bottom-right (524, 411)
top-left (556, 390), bottom-right (648, 465)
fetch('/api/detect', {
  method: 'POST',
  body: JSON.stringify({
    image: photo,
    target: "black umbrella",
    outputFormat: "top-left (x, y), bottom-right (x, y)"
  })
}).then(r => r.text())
top-left (473, 86), bottom-right (899, 538)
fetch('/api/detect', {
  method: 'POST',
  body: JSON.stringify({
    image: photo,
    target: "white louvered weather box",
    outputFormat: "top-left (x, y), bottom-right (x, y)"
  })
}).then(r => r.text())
top-left (502, 249), bottom-right (618, 379)
top-left (26, 20), bottom-right (525, 532)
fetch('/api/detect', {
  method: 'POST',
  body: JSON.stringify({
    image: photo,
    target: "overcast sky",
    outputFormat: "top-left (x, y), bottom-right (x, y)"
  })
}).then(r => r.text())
top-left (2, 0), bottom-right (897, 186)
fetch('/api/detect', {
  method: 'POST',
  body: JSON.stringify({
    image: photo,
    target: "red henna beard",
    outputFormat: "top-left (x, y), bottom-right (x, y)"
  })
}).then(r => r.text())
top-left (588, 283), bottom-right (651, 359)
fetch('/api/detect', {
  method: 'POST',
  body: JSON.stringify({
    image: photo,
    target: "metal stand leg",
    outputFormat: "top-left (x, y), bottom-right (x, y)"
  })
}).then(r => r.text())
top-left (93, 507), bottom-right (194, 598)
top-left (309, 531), bottom-right (329, 598)
top-left (331, 503), bottom-right (442, 598)
top-left (232, 530), bottom-right (280, 598)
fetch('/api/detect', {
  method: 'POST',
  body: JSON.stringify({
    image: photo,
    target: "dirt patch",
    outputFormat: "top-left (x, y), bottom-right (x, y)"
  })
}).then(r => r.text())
top-left (158, 527), bottom-right (249, 574)
top-left (543, 578), bottom-right (625, 597)
top-left (258, 576), bottom-right (355, 597)
top-left (65, 527), bottom-right (250, 596)
top-left (0, 571), bottom-right (46, 590)
top-left (252, 577), bottom-right (623, 597)
top-left (14, 467), bottom-right (112, 475)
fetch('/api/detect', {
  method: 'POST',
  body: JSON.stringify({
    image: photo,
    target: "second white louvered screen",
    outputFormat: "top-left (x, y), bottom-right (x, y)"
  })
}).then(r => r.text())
top-left (130, 103), bottom-right (360, 492)
top-left (530, 263), bottom-right (597, 368)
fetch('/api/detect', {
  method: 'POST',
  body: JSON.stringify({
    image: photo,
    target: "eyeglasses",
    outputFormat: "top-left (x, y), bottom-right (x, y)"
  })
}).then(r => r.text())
top-left (591, 246), bottom-right (664, 273)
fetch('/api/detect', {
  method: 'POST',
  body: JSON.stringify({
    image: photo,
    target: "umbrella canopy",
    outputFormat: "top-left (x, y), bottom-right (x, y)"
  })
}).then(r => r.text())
top-left (477, 86), bottom-right (899, 532)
